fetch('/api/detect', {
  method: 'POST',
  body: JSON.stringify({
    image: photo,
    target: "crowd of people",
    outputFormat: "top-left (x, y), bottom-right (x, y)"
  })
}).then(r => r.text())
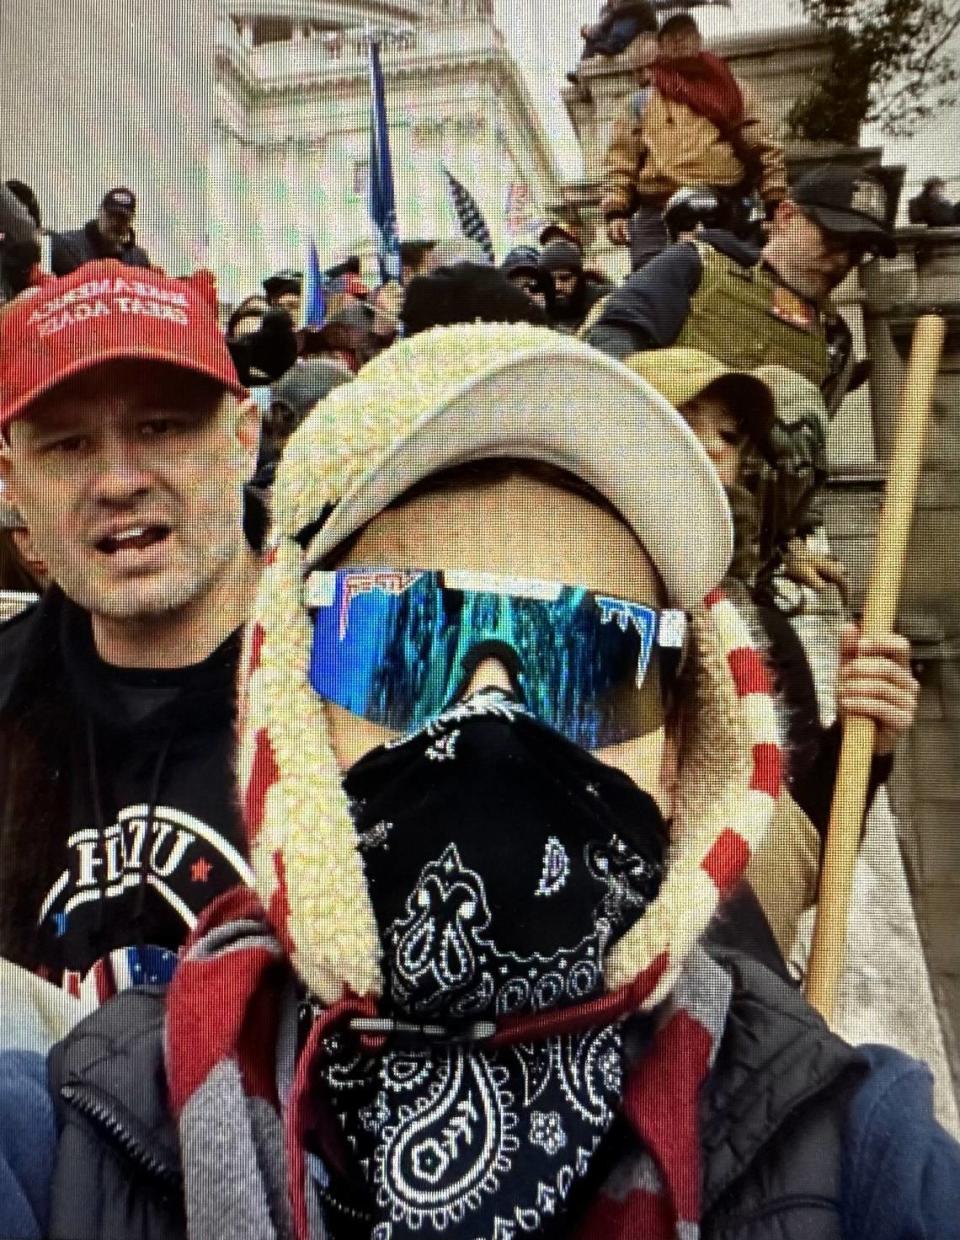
top-left (0, 4), bottom-right (958, 1238)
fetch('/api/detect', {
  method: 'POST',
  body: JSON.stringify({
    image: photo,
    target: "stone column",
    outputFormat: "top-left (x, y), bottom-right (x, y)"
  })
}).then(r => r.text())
top-left (0, 0), bottom-right (214, 276)
top-left (207, 121), bottom-right (249, 307)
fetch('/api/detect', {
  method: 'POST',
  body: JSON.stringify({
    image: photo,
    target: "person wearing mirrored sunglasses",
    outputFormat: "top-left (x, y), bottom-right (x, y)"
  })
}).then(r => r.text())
top-left (43, 327), bottom-right (959, 1240)
top-left (312, 471), bottom-right (686, 805)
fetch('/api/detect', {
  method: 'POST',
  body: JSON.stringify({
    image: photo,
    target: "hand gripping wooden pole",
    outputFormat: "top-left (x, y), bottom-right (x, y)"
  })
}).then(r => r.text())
top-left (806, 314), bottom-right (946, 1023)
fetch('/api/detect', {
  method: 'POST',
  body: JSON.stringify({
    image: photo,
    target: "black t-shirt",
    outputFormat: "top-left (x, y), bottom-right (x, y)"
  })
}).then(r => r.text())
top-left (0, 591), bottom-right (252, 1002)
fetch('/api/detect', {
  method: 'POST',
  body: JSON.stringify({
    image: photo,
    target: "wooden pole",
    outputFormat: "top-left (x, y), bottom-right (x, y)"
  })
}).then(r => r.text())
top-left (806, 314), bottom-right (946, 1022)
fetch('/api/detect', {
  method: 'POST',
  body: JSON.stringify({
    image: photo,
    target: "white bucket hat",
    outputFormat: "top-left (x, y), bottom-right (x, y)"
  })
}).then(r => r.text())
top-left (296, 325), bottom-right (734, 608)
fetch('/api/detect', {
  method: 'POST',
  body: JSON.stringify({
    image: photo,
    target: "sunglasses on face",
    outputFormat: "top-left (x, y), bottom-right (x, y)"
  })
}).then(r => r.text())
top-left (803, 211), bottom-right (880, 265)
top-left (305, 569), bottom-right (688, 750)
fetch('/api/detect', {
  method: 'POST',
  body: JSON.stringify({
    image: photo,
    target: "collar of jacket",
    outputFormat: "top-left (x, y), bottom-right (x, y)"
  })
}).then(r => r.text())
top-left (84, 218), bottom-right (138, 255)
top-left (47, 937), bottom-right (868, 1221)
top-left (50, 984), bottom-right (182, 1194)
top-left (698, 948), bottom-right (868, 1213)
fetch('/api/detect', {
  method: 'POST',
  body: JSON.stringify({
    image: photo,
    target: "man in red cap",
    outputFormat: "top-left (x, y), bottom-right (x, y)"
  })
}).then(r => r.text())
top-left (0, 261), bottom-right (260, 1003)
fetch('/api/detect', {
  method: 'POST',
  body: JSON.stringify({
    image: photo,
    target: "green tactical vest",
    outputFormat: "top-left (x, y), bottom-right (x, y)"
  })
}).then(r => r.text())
top-left (676, 243), bottom-right (830, 386)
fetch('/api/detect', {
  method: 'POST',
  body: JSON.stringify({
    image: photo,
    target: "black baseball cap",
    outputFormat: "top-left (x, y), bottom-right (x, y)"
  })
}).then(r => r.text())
top-left (538, 222), bottom-right (582, 249)
top-left (791, 167), bottom-right (897, 258)
top-left (263, 269), bottom-right (303, 298)
top-left (101, 186), bottom-right (136, 216)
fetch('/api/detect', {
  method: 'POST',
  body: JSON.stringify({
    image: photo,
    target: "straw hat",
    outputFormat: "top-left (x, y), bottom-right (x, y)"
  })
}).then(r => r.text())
top-left (625, 347), bottom-right (778, 462)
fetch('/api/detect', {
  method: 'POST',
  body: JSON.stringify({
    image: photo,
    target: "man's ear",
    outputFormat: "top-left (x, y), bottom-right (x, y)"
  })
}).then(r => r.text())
top-left (0, 443), bottom-right (17, 508)
top-left (234, 396), bottom-right (262, 478)
top-left (769, 199), bottom-right (797, 236)
top-left (10, 527), bottom-right (46, 584)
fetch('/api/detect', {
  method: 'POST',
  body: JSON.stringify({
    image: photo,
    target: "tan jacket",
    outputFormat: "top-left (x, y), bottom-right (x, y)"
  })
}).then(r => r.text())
top-left (600, 78), bottom-right (787, 217)
top-left (746, 789), bottom-right (821, 960)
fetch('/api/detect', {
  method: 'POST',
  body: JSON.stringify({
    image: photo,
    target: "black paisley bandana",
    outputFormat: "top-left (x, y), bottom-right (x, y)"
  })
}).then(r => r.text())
top-left (313, 690), bottom-right (666, 1237)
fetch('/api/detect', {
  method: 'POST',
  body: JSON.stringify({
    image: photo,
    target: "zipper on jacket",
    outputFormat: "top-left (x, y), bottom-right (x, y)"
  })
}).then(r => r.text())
top-left (60, 1083), bottom-right (181, 1190)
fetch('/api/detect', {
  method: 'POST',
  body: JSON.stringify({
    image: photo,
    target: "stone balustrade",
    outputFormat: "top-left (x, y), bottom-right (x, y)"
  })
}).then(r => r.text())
top-left (242, 17), bottom-right (499, 89)
top-left (861, 231), bottom-right (960, 622)
top-left (226, 0), bottom-right (494, 60)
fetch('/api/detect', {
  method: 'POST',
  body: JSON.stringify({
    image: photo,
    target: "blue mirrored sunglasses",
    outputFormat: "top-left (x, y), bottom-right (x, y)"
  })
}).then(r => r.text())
top-left (305, 569), bottom-right (687, 749)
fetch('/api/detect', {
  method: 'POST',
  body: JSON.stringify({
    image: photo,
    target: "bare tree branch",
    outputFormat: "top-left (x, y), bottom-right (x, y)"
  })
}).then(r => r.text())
top-left (793, 0), bottom-right (960, 139)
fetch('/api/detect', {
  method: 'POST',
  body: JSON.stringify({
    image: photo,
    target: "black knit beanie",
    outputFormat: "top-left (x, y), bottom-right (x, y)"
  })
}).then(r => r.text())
top-left (538, 240), bottom-right (584, 274)
top-left (401, 262), bottom-right (549, 336)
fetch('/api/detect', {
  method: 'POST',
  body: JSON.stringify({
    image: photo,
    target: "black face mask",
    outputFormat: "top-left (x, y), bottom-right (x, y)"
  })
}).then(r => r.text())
top-left (345, 689), bottom-right (666, 1021)
top-left (314, 690), bottom-right (666, 1236)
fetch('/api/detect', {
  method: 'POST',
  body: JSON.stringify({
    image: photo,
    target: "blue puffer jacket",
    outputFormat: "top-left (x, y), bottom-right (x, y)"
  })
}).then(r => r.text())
top-left (841, 1044), bottom-right (960, 1240)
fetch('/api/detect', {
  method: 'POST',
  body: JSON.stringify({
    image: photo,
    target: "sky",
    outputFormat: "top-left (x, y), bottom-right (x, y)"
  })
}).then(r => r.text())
top-left (492, 0), bottom-right (960, 194)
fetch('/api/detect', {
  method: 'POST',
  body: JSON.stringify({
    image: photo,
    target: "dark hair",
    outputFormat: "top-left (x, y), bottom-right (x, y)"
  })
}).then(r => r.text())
top-left (658, 13), bottom-right (698, 38)
top-left (401, 263), bottom-right (548, 336)
top-left (399, 239), bottom-right (436, 270)
top-left (5, 179), bottom-right (41, 228)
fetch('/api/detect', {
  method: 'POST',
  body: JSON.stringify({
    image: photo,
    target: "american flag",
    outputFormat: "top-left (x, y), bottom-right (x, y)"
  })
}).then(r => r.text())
top-left (442, 166), bottom-right (496, 263)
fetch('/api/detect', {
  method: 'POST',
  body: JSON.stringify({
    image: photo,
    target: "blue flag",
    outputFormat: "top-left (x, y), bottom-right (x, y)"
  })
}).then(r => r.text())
top-left (367, 37), bottom-right (402, 284)
top-left (302, 238), bottom-right (327, 328)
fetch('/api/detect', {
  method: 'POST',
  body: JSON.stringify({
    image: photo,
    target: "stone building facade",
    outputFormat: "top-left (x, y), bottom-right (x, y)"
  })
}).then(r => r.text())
top-left (0, 0), bottom-right (214, 277)
top-left (211, 0), bottom-right (562, 301)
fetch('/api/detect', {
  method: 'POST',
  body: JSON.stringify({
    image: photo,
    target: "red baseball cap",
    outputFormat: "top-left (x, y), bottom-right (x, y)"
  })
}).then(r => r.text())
top-left (0, 260), bottom-right (247, 427)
